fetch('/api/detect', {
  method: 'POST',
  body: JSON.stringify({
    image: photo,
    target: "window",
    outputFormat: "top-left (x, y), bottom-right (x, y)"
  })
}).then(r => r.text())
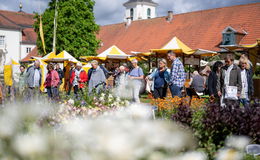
top-left (130, 8), bottom-right (134, 20)
top-left (0, 35), bottom-right (5, 48)
top-left (26, 47), bottom-right (31, 53)
top-left (147, 8), bottom-right (151, 19)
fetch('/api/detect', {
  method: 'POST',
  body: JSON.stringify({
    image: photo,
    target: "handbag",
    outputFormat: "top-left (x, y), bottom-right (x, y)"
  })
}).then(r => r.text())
top-left (225, 86), bottom-right (238, 100)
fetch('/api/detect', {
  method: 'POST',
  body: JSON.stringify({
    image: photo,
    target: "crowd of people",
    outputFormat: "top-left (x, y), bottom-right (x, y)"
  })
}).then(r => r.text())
top-left (187, 54), bottom-right (254, 108)
top-left (145, 51), bottom-right (254, 108)
top-left (13, 50), bottom-right (255, 107)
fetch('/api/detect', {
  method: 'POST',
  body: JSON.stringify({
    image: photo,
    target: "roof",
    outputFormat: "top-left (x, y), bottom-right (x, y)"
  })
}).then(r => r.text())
top-left (22, 28), bottom-right (37, 44)
top-left (20, 47), bottom-right (41, 62)
top-left (0, 10), bottom-right (37, 46)
top-left (98, 2), bottom-right (260, 54)
top-left (0, 10), bottom-right (34, 29)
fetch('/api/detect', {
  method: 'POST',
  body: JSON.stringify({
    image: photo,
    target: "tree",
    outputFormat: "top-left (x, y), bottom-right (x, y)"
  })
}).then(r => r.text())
top-left (34, 0), bottom-right (100, 58)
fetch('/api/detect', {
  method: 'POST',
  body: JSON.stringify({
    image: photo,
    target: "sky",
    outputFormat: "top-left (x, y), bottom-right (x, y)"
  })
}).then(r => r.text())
top-left (0, 0), bottom-right (260, 25)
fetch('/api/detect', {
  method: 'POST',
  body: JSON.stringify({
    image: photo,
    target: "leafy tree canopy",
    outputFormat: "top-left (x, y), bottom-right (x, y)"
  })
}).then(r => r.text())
top-left (34, 0), bottom-right (100, 58)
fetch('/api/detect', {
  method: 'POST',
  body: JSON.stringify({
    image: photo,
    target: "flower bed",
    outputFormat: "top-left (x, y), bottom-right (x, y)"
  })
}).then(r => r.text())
top-left (151, 96), bottom-right (206, 119)
top-left (171, 102), bottom-right (260, 159)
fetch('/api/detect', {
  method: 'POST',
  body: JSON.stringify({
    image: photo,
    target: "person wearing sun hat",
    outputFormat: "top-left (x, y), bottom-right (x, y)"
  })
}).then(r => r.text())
top-left (70, 62), bottom-right (88, 97)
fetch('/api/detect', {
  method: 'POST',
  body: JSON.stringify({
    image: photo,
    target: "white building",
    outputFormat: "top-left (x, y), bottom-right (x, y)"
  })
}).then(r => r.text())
top-left (0, 10), bottom-right (36, 64)
top-left (123, 0), bottom-right (158, 21)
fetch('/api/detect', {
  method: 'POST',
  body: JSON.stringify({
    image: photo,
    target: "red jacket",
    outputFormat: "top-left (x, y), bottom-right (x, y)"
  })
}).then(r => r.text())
top-left (44, 70), bottom-right (60, 88)
top-left (70, 69), bottom-right (88, 88)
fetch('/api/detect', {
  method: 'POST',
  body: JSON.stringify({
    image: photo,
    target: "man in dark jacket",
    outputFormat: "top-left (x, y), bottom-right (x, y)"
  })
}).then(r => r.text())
top-left (55, 64), bottom-right (64, 84)
top-left (217, 54), bottom-right (242, 106)
top-left (55, 63), bottom-right (64, 96)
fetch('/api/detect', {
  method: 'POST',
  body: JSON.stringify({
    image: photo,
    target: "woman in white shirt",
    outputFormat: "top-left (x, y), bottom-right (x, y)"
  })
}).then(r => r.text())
top-left (239, 58), bottom-right (254, 108)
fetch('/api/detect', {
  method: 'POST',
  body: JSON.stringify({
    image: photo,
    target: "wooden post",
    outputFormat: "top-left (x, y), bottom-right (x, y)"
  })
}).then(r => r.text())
top-left (148, 57), bottom-right (151, 71)
top-left (182, 53), bottom-right (185, 65)
top-left (155, 53), bottom-right (158, 68)
top-left (199, 56), bottom-right (201, 69)
top-left (189, 64), bottom-right (191, 79)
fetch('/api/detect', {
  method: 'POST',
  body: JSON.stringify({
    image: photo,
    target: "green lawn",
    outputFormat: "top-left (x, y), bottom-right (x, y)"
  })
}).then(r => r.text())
top-left (140, 94), bottom-right (152, 104)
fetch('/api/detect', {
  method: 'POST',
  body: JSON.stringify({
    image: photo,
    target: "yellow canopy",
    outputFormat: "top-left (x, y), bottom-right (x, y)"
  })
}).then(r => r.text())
top-left (80, 56), bottom-right (101, 61)
top-left (189, 49), bottom-right (218, 57)
top-left (131, 52), bottom-right (153, 56)
top-left (82, 63), bottom-right (92, 73)
top-left (80, 45), bottom-right (130, 61)
top-left (11, 59), bottom-right (20, 65)
top-left (97, 45), bottom-right (130, 60)
top-left (241, 39), bottom-right (260, 48)
top-left (42, 51), bottom-right (56, 59)
top-left (151, 37), bottom-right (193, 54)
top-left (128, 56), bottom-right (148, 61)
top-left (45, 50), bottom-right (78, 63)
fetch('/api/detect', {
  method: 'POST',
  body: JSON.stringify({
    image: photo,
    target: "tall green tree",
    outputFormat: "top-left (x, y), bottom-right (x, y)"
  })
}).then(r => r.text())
top-left (34, 0), bottom-right (100, 58)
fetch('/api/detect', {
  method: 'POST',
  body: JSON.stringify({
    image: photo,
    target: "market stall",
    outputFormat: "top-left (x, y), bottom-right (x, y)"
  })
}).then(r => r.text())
top-left (80, 45), bottom-right (131, 70)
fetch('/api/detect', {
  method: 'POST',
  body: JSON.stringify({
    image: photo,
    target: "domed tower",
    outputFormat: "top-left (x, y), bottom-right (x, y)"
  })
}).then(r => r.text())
top-left (123, 0), bottom-right (158, 21)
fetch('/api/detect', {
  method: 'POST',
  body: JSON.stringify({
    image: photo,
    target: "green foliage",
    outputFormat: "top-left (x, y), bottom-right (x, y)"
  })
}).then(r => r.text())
top-left (138, 61), bottom-right (149, 75)
top-left (254, 65), bottom-right (260, 76)
top-left (244, 154), bottom-right (260, 160)
top-left (171, 102), bottom-right (260, 159)
top-left (184, 65), bottom-right (195, 74)
top-left (204, 55), bottom-right (221, 62)
top-left (34, 0), bottom-right (100, 58)
top-left (191, 107), bottom-right (218, 159)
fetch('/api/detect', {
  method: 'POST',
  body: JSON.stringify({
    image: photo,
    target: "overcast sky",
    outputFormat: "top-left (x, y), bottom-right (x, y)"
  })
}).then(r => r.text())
top-left (0, 0), bottom-right (259, 25)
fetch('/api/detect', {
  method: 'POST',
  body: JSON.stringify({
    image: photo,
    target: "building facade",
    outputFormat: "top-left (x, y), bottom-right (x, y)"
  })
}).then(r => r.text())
top-left (0, 10), bottom-right (36, 64)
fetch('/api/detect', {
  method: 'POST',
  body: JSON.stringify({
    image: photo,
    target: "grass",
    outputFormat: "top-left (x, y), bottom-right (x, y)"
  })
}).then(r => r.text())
top-left (140, 93), bottom-right (152, 104)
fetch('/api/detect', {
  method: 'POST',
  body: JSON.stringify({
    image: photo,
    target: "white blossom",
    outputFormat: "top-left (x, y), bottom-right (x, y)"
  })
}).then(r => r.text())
top-left (13, 134), bottom-right (47, 157)
top-left (216, 148), bottom-right (243, 160)
top-left (225, 135), bottom-right (250, 150)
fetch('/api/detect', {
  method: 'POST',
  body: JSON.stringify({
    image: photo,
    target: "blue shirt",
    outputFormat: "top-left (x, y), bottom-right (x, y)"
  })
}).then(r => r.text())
top-left (129, 67), bottom-right (144, 77)
top-left (154, 70), bottom-right (166, 88)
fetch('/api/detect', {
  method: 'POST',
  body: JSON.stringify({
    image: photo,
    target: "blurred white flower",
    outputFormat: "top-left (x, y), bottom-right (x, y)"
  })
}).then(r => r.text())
top-left (108, 94), bottom-right (113, 99)
top-left (72, 150), bottom-right (91, 160)
top-left (124, 100), bottom-right (130, 106)
top-left (99, 96), bottom-right (105, 101)
top-left (225, 135), bottom-right (250, 150)
top-left (126, 104), bottom-right (152, 119)
top-left (108, 97), bottom-right (113, 103)
top-left (0, 100), bottom-right (206, 160)
top-left (68, 99), bottom-right (75, 105)
top-left (178, 151), bottom-right (207, 160)
top-left (216, 148), bottom-right (243, 160)
top-left (0, 117), bottom-right (17, 137)
top-left (147, 151), bottom-right (166, 160)
top-left (116, 97), bottom-right (121, 102)
top-left (13, 134), bottom-right (47, 157)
